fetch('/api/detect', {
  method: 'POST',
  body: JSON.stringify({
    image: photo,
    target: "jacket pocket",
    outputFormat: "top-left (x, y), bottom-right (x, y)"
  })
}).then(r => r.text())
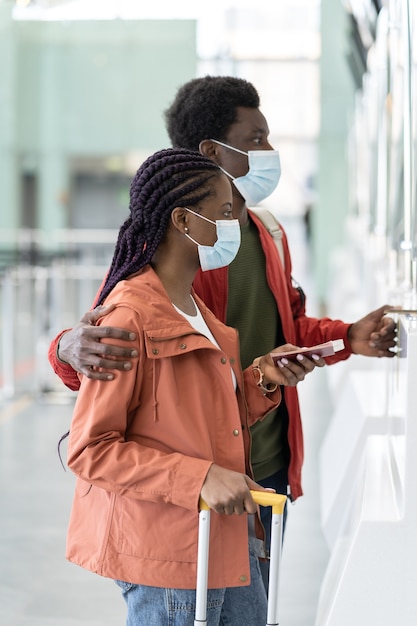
top-left (116, 497), bottom-right (198, 563)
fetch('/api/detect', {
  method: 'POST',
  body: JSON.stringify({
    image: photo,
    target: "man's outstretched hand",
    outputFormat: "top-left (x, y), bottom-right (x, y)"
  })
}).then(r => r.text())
top-left (348, 304), bottom-right (397, 357)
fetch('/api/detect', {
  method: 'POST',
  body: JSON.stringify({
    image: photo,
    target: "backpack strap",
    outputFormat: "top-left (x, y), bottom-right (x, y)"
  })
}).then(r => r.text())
top-left (250, 207), bottom-right (285, 269)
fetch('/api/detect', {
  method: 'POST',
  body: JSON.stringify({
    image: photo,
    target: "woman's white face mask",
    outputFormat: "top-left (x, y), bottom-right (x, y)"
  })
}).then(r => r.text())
top-left (211, 139), bottom-right (281, 206)
top-left (184, 208), bottom-right (241, 272)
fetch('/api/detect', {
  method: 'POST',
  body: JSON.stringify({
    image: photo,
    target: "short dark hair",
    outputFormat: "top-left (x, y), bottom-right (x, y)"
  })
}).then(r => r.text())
top-left (164, 76), bottom-right (260, 151)
top-left (97, 148), bottom-right (221, 305)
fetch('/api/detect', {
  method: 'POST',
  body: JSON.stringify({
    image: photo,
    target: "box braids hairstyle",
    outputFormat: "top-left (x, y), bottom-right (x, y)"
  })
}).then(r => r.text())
top-left (96, 147), bottom-right (222, 305)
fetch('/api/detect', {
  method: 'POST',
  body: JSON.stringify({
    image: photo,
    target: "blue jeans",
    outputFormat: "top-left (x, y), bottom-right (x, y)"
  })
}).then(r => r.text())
top-left (258, 468), bottom-right (289, 593)
top-left (115, 542), bottom-right (267, 625)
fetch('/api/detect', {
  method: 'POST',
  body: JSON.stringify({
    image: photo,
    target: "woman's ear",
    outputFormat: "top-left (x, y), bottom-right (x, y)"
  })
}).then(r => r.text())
top-left (171, 207), bottom-right (189, 235)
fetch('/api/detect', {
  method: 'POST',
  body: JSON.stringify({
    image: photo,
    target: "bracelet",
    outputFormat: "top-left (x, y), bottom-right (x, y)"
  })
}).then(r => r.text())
top-left (252, 357), bottom-right (278, 394)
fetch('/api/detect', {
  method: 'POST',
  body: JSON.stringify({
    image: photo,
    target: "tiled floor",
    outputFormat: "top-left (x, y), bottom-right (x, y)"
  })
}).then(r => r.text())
top-left (0, 215), bottom-right (333, 625)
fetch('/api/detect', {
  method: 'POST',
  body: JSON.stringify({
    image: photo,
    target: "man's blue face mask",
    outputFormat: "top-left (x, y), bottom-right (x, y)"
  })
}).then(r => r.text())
top-left (211, 139), bottom-right (281, 206)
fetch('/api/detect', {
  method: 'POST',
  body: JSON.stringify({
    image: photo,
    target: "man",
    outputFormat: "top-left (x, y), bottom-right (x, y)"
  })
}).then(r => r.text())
top-left (49, 76), bottom-right (396, 589)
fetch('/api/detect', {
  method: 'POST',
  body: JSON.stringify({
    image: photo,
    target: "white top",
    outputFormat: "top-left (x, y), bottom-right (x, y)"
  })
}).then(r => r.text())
top-left (173, 297), bottom-right (237, 389)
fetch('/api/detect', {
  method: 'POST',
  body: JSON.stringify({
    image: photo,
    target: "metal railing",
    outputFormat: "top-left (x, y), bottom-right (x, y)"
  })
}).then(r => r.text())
top-left (0, 230), bottom-right (116, 401)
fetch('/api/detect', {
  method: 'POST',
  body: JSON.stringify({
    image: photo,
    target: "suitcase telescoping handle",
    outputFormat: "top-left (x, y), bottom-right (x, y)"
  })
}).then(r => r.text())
top-left (195, 490), bottom-right (287, 626)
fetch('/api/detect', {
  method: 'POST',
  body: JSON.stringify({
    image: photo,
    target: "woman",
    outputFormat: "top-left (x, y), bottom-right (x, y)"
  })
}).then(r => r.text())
top-left (66, 148), bottom-right (322, 625)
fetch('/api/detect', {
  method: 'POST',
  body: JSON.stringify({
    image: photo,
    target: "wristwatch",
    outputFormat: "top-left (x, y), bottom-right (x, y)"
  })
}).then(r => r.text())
top-left (252, 357), bottom-right (278, 394)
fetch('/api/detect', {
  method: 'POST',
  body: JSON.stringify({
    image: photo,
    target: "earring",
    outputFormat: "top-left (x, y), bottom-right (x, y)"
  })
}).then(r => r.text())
top-left (184, 227), bottom-right (189, 233)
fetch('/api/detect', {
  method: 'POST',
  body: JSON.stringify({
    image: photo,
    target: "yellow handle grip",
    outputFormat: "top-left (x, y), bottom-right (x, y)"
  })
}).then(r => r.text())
top-left (251, 490), bottom-right (287, 514)
top-left (199, 490), bottom-right (287, 515)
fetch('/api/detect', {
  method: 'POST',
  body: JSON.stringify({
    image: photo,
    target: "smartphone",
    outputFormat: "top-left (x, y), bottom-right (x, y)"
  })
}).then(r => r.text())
top-left (271, 339), bottom-right (345, 365)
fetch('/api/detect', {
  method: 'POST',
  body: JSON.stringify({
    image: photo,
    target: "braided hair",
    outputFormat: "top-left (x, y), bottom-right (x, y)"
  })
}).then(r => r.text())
top-left (96, 148), bottom-right (221, 305)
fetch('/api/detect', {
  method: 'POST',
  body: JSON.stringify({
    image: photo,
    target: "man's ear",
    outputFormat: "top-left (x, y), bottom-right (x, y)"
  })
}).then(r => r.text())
top-left (199, 139), bottom-right (218, 161)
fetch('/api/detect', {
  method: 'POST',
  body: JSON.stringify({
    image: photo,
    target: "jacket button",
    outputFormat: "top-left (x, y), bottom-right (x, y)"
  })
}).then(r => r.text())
top-left (233, 429), bottom-right (239, 437)
top-left (239, 575), bottom-right (247, 583)
top-left (152, 349), bottom-right (159, 355)
top-left (230, 358), bottom-right (235, 365)
top-left (220, 357), bottom-right (227, 364)
top-left (180, 343), bottom-right (186, 350)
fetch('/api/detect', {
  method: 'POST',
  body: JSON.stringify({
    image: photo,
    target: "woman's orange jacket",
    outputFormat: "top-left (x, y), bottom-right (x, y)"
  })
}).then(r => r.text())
top-left (66, 266), bottom-right (281, 589)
